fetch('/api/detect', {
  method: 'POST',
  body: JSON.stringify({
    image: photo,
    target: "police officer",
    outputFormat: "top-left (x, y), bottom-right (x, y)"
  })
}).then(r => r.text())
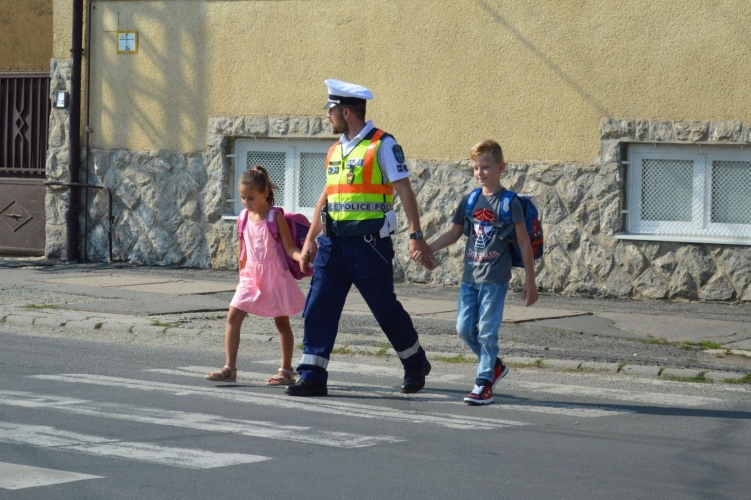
top-left (285, 79), bottom-right (434, 396)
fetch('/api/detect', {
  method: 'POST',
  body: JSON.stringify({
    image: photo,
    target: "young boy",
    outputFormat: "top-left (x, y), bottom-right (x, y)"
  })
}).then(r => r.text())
top-left (428, 140), bottom-right (538, 405)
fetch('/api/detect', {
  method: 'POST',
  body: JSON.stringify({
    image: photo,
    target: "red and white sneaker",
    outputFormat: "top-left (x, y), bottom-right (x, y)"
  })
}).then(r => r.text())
top-left (464, 384), bottom-right (494, 405)
top-left (492, 358), bottom-right (509, 389)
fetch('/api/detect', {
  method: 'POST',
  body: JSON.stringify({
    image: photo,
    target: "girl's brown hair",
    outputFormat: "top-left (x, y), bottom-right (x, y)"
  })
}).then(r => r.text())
top-left (239, 165), bottom-right (277, 206)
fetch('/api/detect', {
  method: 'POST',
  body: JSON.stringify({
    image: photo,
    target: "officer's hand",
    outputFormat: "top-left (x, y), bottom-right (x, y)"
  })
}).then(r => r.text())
top-left (409, 239), bottom-right (435, 270)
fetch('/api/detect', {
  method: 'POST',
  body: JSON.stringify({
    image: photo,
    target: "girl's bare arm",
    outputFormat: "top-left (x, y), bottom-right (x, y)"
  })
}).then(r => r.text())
top-left (237, 238), bottom-right (245, 279)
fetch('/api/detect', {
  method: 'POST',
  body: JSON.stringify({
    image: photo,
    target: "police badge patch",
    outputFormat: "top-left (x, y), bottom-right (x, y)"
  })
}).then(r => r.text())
top-left (392, 145), bottom-right (405, 164)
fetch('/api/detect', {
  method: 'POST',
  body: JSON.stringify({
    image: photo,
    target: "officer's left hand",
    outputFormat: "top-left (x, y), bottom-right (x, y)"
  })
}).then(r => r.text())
top-left (409, 239), bottom-right (435, 270)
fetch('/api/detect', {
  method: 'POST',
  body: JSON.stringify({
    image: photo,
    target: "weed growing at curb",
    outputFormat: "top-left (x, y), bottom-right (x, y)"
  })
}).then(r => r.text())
top-left (681, 340), bottom-right (722, 350)
top-left (94, 322), bottom-right (103, 329)
top-left (21, 304), bottom-right (59, 311)
top-left (661, 371), bottom-right (711, 384)
top-left (151, 320), bottom-right (175, 328)
top-left (331, 347), bottom-right (353, 355)
top-left (433, 354), bottom-right (475, 364)
top-left (533, 359), bottom-right (544, 368)
top-left (617, 363), bottom-right (627, 372)
top-left (646, 338), bottom-right (673, 345)
top-left (373, 347), bottom-right (390, 357)
top-left (724, 373), bottom-right (751, 385)
top-left (0, 315), bottom-right (5, 324)
top-left (295, 343), bottom-right (303, 350)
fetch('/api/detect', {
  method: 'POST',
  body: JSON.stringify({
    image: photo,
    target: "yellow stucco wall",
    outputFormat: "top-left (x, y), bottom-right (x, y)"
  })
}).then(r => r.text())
top-left (0, 0), bottom-right (53, 70)
top-left (54, 0), bottom-right (751, 162)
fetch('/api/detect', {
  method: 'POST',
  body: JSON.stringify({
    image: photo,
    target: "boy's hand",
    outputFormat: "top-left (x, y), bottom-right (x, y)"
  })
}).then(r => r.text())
top-left (409, 239), bottom-right (435, 270)
top-left (522, 279), bottom-right (538, 307)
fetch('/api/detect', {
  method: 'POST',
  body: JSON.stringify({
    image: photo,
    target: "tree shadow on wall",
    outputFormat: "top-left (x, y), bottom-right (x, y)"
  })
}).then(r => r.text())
top-left (474, 0), bottom-right (610, 117)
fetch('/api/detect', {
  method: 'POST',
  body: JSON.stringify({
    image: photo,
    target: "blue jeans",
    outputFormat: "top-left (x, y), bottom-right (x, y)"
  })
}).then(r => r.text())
top-left (456, 281), bottom-right (508, 385)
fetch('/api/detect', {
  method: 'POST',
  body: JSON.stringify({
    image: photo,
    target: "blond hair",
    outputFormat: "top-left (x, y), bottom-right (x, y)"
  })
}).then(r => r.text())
top-left (470, 139), bottom-right (504, 164)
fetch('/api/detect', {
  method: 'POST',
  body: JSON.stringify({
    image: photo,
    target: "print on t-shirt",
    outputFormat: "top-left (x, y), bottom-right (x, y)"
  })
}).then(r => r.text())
top-left (468, 207), bottom-right (501, 262)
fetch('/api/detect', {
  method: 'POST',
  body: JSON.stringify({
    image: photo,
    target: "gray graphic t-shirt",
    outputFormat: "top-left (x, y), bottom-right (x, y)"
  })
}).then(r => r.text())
top-left (451, 188), bottom-right (524, 284)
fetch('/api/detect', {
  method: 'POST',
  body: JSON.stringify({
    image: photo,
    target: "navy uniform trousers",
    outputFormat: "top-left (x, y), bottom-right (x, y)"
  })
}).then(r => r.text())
top-left (297, 232), bottom-right (428, 385)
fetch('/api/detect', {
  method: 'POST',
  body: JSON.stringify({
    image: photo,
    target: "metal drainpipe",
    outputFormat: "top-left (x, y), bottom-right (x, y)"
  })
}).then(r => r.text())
top-left (82, 0), bottom-right (94, 262)
top-left (65, 0), bottom-right (84, 263)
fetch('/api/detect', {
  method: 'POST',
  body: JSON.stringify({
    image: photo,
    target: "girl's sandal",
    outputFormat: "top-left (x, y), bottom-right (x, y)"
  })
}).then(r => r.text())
top-left (206, 365), bottom-right (237, 382)
top-left (266, 368), bottom-right (296, 386)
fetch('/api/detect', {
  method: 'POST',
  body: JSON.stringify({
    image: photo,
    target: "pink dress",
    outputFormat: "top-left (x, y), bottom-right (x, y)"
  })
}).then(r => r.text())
top-left (230, 216), bottom-right (306, 317)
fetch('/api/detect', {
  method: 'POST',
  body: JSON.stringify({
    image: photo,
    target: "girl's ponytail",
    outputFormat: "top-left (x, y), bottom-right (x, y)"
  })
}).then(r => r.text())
top-left (239, 165), bottom-right (277, 206)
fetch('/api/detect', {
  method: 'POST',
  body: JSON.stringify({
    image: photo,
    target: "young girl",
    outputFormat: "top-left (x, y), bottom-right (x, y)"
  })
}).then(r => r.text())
top-left (207, 166), bottom-right (307, 385)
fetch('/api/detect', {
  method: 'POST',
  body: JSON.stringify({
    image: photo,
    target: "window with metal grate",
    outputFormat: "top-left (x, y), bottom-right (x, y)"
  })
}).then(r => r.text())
top-left (229, 139), bottom-right (331, 218)
top-left (624, 146), bottom-right (751, 244)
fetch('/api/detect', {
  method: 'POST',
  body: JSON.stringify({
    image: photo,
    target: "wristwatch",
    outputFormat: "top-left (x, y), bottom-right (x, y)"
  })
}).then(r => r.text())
top-left (409, 230), bottom-right (424, 240)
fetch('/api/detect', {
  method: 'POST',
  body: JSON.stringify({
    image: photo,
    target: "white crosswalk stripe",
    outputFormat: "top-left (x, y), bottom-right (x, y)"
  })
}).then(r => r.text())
top-left (31, 374), bottom-right (529, 430)
top-left (0, 421), bottom-right (269, 469)
top-left (0, 390), bottom-right (404, 448)
top-left (147, 366), bottom-right (454, 400)
top-left (257, 359), bottom-right (466, 383)
top-left (504, 380), bottom-right (723, 407)
top-left (0, 462), bottom-right (103, 490)
top-left (146, 366), bottom-right (632, 416)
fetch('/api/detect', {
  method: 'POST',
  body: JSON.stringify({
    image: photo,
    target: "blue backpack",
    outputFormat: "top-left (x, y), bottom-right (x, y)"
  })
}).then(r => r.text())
top-left (463, 188), bottom-right (543, 268)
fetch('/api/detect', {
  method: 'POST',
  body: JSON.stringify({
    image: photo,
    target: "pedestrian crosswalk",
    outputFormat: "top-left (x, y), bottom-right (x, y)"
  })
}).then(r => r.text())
top-left (0, 421), bottom-right (268, 469)
top-left (0, 361), bottom-right (737, 491)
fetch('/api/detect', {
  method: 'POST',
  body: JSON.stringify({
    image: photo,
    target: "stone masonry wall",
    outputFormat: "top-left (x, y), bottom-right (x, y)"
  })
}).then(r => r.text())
top-left (395, 119), bottom-right (751, 302)
top-left (45, 58), bottom-right (338, 267)
top-left (45, 59), bottom-right (71, 258)
top-left (45, 58), bottom-right (751, 301)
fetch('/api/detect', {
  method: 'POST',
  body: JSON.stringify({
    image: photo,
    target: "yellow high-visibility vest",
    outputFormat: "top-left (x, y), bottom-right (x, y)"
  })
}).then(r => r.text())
top-left (325, 129), bottom-right (394, 222)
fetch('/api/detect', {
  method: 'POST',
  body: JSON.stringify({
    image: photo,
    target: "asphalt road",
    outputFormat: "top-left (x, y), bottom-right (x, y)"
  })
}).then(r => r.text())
top-left (1, 331), bottom-right (749, 499)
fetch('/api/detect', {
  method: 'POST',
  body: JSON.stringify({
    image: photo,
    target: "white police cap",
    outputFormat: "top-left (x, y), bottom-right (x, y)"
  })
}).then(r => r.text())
top-left (323, 79), bottom-right (373, 110)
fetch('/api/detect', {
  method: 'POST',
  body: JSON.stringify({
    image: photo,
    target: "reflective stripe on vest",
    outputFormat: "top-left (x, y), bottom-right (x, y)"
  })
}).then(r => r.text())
top-left (327, 202), bottom-right (393, 213)
top-left (325, 129), bottom-right (394, 221)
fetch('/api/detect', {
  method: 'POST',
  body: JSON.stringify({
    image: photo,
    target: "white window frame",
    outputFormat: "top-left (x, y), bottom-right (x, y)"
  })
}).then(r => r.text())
top-left (620, 145), bottom-right (751, 245)
top-left (223, 139), bottom-right (331, 219)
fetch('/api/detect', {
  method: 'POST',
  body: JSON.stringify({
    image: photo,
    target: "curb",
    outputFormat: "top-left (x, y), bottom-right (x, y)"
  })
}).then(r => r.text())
top-left (2, 308), bottom-right (749, 385)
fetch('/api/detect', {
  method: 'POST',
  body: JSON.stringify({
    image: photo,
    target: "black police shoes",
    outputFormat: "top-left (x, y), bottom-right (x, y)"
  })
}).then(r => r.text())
top-left (400, 361), bottom-right (432, 394)
top-left (284, 378), bottom-right (328, 397)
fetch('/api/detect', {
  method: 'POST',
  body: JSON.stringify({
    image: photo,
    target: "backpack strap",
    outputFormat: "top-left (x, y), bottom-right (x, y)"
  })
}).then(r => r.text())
top-left (238, 209), bottom-right (248, 261)
top-left (266, 207), bottom-right (289, 271)
top-left (499, 190), bottom-right (518, 241)
top-left (500, 190), bottom-right (516, 226)
top-left (463, 187), bottom-right (483, 235)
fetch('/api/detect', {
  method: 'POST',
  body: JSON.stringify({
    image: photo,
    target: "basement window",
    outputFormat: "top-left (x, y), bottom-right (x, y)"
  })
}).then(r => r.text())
top-left (226, 139), bottom-right (330, 219)
top-left (619, 145), bottom-right (751, 245)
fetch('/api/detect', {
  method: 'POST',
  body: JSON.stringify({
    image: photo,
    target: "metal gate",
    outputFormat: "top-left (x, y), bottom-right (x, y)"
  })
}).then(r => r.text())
top-left (0, 71), bottom-right (50, 255)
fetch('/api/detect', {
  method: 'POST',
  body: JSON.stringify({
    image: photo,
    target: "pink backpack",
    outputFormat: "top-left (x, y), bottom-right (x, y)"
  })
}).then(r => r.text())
top-left (238, 207), bottom-right (314, 280)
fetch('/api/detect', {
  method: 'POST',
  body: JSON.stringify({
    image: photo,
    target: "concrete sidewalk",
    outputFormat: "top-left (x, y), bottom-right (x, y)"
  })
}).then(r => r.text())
top-left (1, 258), bottom-right (750, 383)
